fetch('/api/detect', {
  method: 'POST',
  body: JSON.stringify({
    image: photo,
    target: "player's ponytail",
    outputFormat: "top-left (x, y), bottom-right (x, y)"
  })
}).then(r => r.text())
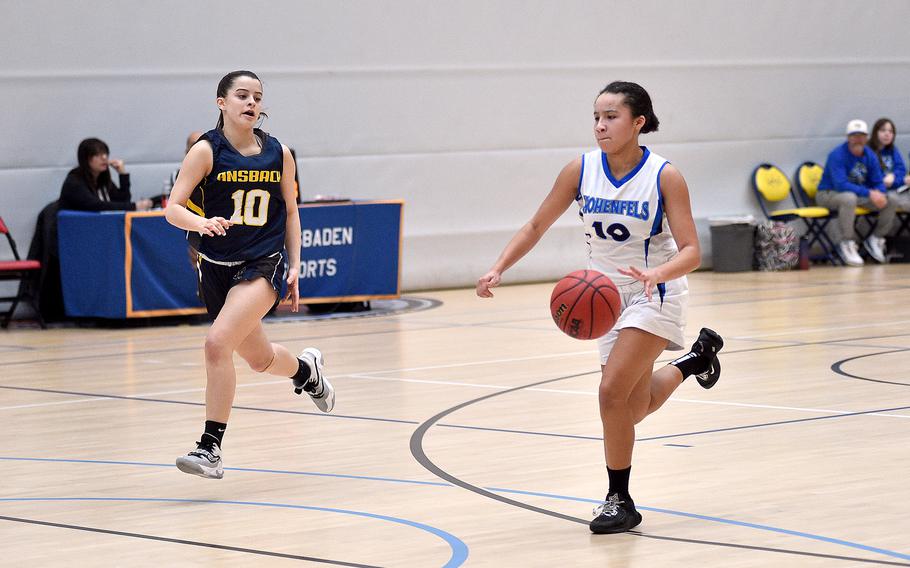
top-left (598, 81), bottom-right (660, 134)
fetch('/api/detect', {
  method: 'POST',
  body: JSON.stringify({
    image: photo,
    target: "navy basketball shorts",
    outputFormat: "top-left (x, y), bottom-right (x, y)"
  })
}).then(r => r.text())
top-left (197, 250), bottom-right (287, 318)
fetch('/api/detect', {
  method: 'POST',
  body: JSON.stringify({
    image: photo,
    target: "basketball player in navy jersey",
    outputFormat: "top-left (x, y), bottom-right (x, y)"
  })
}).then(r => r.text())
top-left (165, 70), bottom-right (335, 479)
top-left (477, 81), bottom-right (723, 533)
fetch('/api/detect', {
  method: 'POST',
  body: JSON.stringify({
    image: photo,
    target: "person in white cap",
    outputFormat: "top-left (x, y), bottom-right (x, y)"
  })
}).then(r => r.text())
top-left (815, 119), bottom-right (899, 265)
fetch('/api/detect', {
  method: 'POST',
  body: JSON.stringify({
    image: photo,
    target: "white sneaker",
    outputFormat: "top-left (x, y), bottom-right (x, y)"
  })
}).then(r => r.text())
top-left (863, 236), bottom-right (887, 263)
top-left (838, 240), bottom-right (864, 266)
top-left (294, 348), bottom-right (335, 413)
top-left (176, 442), bottom-right (223, 479)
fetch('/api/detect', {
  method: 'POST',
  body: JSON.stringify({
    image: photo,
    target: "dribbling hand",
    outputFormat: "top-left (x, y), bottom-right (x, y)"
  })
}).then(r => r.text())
top-left (285, 266), bottom-right (300, 312)
top-left (197, 216), bottom-right (232, 237)
top-left (617, 265), bottom-right (658, 302)
top-left (476, 270), bottom-right (501, 298)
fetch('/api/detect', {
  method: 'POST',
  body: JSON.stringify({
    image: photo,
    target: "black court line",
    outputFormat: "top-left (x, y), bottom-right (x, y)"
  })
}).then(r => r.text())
top-left (436, 422), bottom-right (602, 441)
top-left (831, 349), bottom-right (910, 387)
top-left (0, 322), bottom-right (468, 367)
top-left (0, 345), bottom-right (36, 352)
top-left (4, 377), bottom-right (910, 444)
top-left (441, 401), bottom-right (910, 444)
top-left (616, 532), bottom-right (910, 566)
top-left (410, 372), bottom-right (596, 523)
top-left (689, 285), bottom-right (909, 308)
top-left (2, 331), bottom-right (908, 445)
top-left (3, 325), bottom-right (906, 372)
top-left (636, 403), bottom-right (910, 441)
top-left (409, 372), bottom-right (910, 567)
top-left (0, 514), bottom-right (382, 567)
top-left (0, 385), bottom-right (419, 426)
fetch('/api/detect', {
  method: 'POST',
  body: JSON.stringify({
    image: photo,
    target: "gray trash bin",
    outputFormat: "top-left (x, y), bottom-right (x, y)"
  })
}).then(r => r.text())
top-left (710, 222), bottom-right (755, 272)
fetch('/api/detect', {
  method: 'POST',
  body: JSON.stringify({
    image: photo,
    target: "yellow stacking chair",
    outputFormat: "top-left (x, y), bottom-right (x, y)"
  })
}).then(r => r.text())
top-left (752, 163), bottom-right (841, 265)
top-left (794, 161), bottom-right (876, 243)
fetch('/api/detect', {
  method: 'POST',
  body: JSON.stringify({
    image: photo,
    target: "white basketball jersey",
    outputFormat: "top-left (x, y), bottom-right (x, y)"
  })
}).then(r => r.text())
top-left (576, 146), bottom-right (687, 294)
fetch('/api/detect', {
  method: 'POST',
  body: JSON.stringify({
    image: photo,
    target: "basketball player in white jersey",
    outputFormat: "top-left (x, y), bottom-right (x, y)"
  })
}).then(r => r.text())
top-left (477, 81), bottom-right (723, 534)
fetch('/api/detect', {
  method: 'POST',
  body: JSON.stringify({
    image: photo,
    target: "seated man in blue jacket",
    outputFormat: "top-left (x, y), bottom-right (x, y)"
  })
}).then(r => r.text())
top-left (816, 119), bottom-right (899, 266)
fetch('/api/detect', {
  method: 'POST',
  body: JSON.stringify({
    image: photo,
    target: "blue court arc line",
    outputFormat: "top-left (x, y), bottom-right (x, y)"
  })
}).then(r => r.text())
top-left (486, 487), bottom-right (910, 562)
top-left (0, 496), bottom-right (468, 568)
top-left (2, 456), bottom-right (908, 563)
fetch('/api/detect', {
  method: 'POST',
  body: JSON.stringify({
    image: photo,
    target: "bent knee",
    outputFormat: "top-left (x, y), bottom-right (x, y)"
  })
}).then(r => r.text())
top-left (838, 192), bottom-right (858, 207)
top-left (245, 348), bottom-right (276, 373)
top-left (598, 380), bottom-right (630, 408)
top-left (204, 333), bottom-right (234, 361)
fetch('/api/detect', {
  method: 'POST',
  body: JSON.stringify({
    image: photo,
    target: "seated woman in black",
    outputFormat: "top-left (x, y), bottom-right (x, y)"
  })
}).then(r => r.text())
top-left (59, 138), bottom-right (152, 211)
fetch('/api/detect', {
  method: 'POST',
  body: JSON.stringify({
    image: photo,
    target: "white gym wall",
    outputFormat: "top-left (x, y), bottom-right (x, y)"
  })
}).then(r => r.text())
top-left (2, 0), bottom-right (909, 294)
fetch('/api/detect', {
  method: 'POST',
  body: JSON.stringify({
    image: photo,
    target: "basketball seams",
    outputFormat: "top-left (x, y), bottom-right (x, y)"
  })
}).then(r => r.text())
top-left (592, 283), bottom-right (621, 325)
top-left (549, 272), bottom-right (589, 333)
top-left (551, 277), bottom-right (587, 295)
top-left (556, 284), bottom-right (589, 336)
top-left (585, 273), bottom-right (622, 334)
top-left (585, 281), bottom-right (598, 338)
top-left (550, 269), bottom-right (620, 340)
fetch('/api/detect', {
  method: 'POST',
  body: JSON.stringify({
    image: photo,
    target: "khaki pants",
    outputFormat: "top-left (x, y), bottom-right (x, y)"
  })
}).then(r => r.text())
top-left (815, 190), bottom-right (899, 242)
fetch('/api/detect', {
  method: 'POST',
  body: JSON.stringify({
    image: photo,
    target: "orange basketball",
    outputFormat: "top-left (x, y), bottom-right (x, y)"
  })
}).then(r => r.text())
top-left (549, 270), bottom-right (621, 340)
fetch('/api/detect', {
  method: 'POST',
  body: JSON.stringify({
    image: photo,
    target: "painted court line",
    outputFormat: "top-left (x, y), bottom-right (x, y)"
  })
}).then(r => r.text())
top-left (2, 457), bottom-right (907, 564)
top-left (344, 374), bottom-right (910, 420)
top-left (737, 319), bottom-right (910, 339)
top-left (4, 372), bottom-right (909, 421)
top-left (0, 378), bottom-right (290, 411)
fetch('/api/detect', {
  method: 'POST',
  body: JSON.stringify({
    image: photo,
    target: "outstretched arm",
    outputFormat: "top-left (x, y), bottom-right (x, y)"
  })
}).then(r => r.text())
top-left (476, 158), bottom-right (581, 297)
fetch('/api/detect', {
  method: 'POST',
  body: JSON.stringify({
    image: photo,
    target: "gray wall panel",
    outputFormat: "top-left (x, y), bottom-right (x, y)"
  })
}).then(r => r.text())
top-left (3, 0), bottom-right (910, 293)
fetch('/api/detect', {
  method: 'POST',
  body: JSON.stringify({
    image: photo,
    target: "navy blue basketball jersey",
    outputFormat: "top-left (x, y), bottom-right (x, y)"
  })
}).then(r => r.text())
top-left (187, 128), bottom-right (286, 262)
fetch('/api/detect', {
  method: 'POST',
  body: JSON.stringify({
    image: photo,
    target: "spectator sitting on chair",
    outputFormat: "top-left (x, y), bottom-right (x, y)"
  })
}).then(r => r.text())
top-left (59, 138), bottom-right (152, 212)
top-left (816, 119), bottom-right (899, 266)
top-left (868, 118), bottom-right (910, 192)
top-left (163, 131), bottom-right (204, 196)
top-left (867, 118), bottom-right (910, 215)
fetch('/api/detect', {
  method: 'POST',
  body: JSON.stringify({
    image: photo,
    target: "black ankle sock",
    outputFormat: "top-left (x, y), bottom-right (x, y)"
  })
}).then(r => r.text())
top-left (201, 420), bottom-right (227, 448)
top-left (607, 466), bottom-right (632, 500)
top-left (670, 351), bottom-right (709, 380)
top-left (291, 358), bottom-right (312, 386)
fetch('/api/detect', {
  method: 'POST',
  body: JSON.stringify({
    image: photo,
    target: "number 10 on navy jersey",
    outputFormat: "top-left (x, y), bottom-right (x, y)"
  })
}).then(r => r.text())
top-left (229, 189), bottom-right (271, 226)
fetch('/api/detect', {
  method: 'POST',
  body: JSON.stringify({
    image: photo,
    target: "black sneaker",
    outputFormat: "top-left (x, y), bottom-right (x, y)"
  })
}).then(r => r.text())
top-left (589, 494), bottom-right (642, 534)
top-left (692, 327), bottom-right (724, 389)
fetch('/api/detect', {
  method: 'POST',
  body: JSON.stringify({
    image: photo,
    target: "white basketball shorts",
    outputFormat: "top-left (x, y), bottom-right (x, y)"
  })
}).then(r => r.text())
top-left (595, 277), bottom-right (688, 364)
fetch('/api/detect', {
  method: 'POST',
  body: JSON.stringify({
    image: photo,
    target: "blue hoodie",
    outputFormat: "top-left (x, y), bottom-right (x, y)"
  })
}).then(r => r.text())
top-left (818, 141), bottom-right (885, 197)
top-left (875, 145), bottom-right (907, 188)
